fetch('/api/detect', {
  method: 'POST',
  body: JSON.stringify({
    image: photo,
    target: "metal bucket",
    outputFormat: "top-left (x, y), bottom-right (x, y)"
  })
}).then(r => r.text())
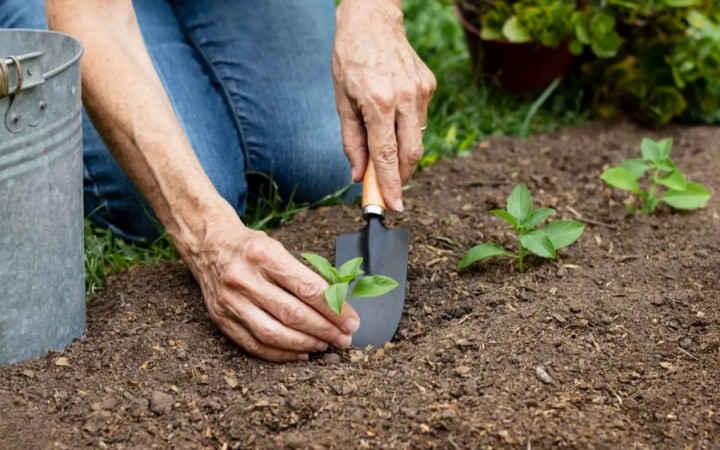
top-left (0, 29), bottom-right (85, 365)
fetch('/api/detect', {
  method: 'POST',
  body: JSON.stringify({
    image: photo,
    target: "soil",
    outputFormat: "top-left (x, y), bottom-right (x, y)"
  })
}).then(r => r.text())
top-left (2, 120), bottom-right (719, 450)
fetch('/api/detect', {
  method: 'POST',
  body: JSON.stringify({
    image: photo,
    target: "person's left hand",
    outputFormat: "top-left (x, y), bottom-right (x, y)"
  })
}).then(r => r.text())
top-left (332, 0), bottom-right (436, 212)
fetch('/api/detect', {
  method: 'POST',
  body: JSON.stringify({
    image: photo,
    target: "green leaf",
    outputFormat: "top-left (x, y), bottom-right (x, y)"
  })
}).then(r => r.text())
top-left (665, 0), bottom-right (701, 7)
top-left (301, 253), bottom-right (338, 283)
top-left (641, 138), bottom-right (662, 162)
top-left (656, 138), bottom-right (673, 159)
top-left (619, 159), bottom-right (649, 179)
top-left (662, 182), bottom-right (712, 210)
top-left (600, 167), bottom-right (642, 194)
top-left (337, 256), bottom-right (364, 283)
top-left (542, 220), bottom-right (585, 250)
top-left (490, 209), bottom-right (519, 229)
top-left (569, 40), bottom-right (583, 55)
top-left (520, 230), bottom-right (557, 259)
top-left (525, 208), bottom-right (556, 229)
top-left (655, 158), bottom-right (677, 172)
top-left (457, 243), bottom-right (510, 271)
top-left (506, 184), bottom-right (533, 224)
top-left (657, 170), bottom-right (687, 191)
top-left (502, 16), bottom-right (531, 43)
top-left (324, 282), bottom-right (349, 314)
top-left (351, 275), bottom-right (398, 298)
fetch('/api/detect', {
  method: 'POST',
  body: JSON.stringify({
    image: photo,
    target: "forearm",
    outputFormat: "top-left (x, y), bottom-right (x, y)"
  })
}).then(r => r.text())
top-left (46, 1), bottom-right (237, 259)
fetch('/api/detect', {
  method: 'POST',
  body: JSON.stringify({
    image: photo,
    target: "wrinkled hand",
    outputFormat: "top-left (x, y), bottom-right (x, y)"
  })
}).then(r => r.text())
top-left (333, 0), bottom-right (436, 212)
top-left (186, 212), bottom-right (360, 362)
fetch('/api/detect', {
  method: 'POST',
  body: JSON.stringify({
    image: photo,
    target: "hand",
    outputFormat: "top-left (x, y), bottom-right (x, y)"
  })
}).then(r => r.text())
top-left (185, 210), bottom-right (360, 362)
top-left (332, 0), bottom-right (436, 212)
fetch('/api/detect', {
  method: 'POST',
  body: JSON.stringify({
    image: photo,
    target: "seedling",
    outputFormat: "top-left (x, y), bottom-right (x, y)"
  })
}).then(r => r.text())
top-left (457, 184), bottom-right (584, 272)
top-left (600, 137), bottom-right (711, 215)
top-left (301, 253), bottom-right (398, 314)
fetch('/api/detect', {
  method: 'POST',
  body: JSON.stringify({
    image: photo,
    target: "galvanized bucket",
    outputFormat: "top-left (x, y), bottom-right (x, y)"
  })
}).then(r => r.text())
top-left (0, 29), bottom-right (85, 365)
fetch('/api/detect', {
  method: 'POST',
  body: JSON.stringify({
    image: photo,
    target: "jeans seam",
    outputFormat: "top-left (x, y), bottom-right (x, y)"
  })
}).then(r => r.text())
top-left (172, 9), bottom-right (253, 174)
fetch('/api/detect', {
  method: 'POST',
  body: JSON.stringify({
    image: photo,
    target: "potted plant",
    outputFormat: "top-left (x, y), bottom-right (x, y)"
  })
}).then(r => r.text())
top-left (454, 0), bottom-right (621, 93)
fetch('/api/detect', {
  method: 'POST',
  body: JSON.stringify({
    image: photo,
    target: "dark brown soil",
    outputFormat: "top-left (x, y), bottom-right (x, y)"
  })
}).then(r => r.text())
top-left (2, 120), bottom-right (719, 449)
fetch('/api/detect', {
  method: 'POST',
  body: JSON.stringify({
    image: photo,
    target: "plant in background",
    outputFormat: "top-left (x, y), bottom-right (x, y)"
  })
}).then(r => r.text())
top-left (458, 0), bottom-right (622, 58)
top-left (457, 184), bottom-right (584, 272)
top-left (600, 137), bottom-right (711, 214)
top-left (301, 254), bottom-right (398, 314)
top-left (587, 1), bottom-right (720, 125)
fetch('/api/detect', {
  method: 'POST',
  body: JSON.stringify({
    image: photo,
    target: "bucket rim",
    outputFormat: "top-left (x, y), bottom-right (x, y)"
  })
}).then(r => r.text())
top-left (0, 28), bottom-right (84, 78)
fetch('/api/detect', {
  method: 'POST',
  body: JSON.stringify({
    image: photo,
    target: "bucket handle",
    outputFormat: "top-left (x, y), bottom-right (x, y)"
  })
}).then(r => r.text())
top-left (0, 52), bottom-right (45, 99)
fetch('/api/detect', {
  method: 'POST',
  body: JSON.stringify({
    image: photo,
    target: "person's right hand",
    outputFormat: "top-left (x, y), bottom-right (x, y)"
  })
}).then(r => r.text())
top-left (184, 210), bottom-right (360, 362)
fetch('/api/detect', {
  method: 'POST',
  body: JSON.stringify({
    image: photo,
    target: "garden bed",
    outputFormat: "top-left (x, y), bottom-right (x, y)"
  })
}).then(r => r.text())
top-left (2, 120), bottom-right (719, 449)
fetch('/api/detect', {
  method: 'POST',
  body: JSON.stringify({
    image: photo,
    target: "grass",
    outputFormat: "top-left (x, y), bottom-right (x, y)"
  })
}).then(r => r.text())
top-left (83, 0), bottom-right (592, 297)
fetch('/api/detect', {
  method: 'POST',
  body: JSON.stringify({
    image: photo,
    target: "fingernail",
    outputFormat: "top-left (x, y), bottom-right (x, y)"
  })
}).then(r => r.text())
top-left (344, 318), bottom-right (360, 334)
top-left (315, 341), bottom-right (329, 352)
top-left (336, 334), bottom-right (352, 348)
top-left (394, 199), bottom-right (404, 212)
top-left (297, 354), bottom-right (309, 361)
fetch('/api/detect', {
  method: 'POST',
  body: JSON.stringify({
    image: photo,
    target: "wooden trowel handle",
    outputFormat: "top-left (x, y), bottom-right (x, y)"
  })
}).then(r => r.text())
top-left (362, 159), bottom-right (386, 210)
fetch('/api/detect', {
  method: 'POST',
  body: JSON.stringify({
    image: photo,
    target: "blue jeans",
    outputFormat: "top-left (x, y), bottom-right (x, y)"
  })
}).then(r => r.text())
top-left (1, 0), bottom-right (356, 242)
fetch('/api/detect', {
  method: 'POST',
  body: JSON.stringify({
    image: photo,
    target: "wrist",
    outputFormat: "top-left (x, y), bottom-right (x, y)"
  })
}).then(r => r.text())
top-left (161, 190), bottom-right (245, 264)
top-left (336, 0), bottom-right (404, 26)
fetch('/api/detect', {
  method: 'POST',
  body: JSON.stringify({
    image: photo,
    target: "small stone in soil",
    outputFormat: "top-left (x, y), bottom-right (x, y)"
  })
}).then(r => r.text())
top-left (322, 353), bottom-right (341, 365)
top-left (679, 338), bottom-right (693, 350)
top-left (461, 380), bottom-right (477, 396)
top-left (569, 304), bottom-right (582, 313)
top-left (21, 369), bottom-right (35, 379)
top-left (652, 297), bottom-right (665, 306)
top-left (694, 249), bottom-right (709, 258)
top-left (149, 391), bottom-right (174, 415)
top-left (535, 366), bottom-right (554, 384)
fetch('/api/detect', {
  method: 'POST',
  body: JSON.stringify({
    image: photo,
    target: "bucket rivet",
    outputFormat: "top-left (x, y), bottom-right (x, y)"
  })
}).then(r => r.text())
top-left (11, 114), bottom-right (20, 123)
top-left (39, 101), bottom-right (47, 110)
top-left (26, 67), bottom-right (33, 76)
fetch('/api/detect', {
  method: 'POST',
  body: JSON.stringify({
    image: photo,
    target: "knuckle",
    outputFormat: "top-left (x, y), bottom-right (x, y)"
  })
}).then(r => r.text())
top-left (243, 338), bottom-right (261, 356)
top-left (370, 92), bottom-right (394, 112)
top-left (279, 303), bottom-right (305, 327)
top-left (408, 146), bottom-right (424, 165)
top-left (374, 145), bottom-right (399, 166)
top-left (244, 235), bottom-right (284, 265)
top-left (297, 277), bottom-right (325, 300)
top-left (398, 86), bottom-right (416, 103)
top-left (258, 324), bottom-right (280, 347)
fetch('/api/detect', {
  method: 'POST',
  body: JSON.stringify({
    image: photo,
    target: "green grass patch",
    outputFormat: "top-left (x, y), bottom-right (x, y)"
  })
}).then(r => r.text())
top-left (83, 0), bottom-right (592, 297)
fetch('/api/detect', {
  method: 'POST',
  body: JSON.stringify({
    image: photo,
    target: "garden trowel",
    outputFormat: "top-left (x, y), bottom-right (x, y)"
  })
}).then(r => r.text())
top-left (335, 160), bottom-right (409, 348)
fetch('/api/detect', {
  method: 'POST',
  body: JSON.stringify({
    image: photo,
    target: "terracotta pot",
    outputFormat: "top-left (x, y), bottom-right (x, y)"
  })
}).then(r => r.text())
top-left (455, 4), bottom-right (578, 93)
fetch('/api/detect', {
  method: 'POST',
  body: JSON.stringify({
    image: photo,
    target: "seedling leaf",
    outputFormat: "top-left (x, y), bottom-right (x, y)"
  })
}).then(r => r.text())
top-left (507, 184), bottom-right (533, 224)
top-left (490, 209), bottom-right (519, 229)
top-left (351, 275), bottom-right (398, 298)
top-left (656, 138), bottom-right (673, 159)
top-left (619, 159), bottom-right (648, 179)
top-left (325, 282), bottom-right (349, 314)
top-left (662, 182), bottom-right (711, 210)
top-left (525, 208), bottom-right (556, 229)
top-left (657, 170), bottom-right (687, 191)
top-left (520, 230), bottom-right (557, 259)
top-left (457, 243), bottom-right (510, 270)
top-left (542, 220), bottom-right (585, 250)
top-left (338, 256), bottom-right (364, 282)
top-left (301, 253), bottom-right (338, 283)
top-left (641, 138), bottom-right (662, 162)
top-left (600, 167), bottom-right (641, 193)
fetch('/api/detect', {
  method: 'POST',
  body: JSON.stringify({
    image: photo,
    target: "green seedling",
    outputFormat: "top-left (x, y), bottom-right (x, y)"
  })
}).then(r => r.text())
top-left (301, 253), bottom-right (398, 314)
top-left (600, 137), bottom-right (711, 215)
top-left (458, 184), bottom-right (584, 272)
